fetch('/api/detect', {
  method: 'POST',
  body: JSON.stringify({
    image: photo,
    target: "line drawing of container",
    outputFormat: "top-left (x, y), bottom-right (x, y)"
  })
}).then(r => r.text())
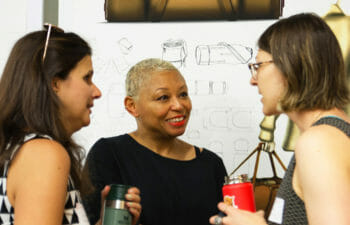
top-left (118, 37), bottom-right (133, 55)
top-left (162, 39), bottom-right (187, 67)
top-left (188, 80), bottom-right (227, 96)
top-left (209, 81), bottom-right (227, 95)
top-left (195, 42), bottom-right (253, 65)
top-left (209, 140), bottom-right (224, 157)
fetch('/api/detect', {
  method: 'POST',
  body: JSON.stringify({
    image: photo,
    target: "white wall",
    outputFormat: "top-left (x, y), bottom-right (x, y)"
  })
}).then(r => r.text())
top-left (0, 0), bottom-right (43, 71)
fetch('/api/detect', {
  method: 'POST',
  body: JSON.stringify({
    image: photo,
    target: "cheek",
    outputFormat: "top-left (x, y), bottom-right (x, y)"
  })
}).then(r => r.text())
top-left (186, 101), bottom-right (192, 112)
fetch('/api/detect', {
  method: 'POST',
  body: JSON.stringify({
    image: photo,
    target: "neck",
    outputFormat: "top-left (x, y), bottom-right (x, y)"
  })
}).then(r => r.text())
top-left (129, 130), bottom-right (194, 160)
top-left (130, 130), bottom-right (178, 155)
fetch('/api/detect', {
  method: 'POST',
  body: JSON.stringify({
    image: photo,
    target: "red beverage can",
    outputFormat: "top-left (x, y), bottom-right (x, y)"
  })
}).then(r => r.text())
top-left (222, 174), bottom-right (256, 212)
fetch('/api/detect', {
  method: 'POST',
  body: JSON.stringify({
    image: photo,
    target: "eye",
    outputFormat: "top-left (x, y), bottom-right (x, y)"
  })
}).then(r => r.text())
top-left (156, 95), bottom-right (169, 101)
top-left (83, 74), bottom-right (92, 84)
top-left (179, 91), bottom-right (188, 98)
top-left (253, 64), bottom-right (260, 70)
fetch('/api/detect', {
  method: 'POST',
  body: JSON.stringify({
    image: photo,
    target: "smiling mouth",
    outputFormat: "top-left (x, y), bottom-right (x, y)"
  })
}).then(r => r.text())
top-left (167, 116), bottom-right (186, 126)
top-left (167, 116), bottom-right (184, 122)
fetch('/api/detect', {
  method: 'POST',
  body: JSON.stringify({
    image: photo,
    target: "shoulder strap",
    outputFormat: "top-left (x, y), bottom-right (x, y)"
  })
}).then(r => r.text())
top-left (9, 133), bottom-right (53, 160)
top-left (194, 146), bottom-right (201, 157)
top-left (313, 116), bottom-right (350, 138)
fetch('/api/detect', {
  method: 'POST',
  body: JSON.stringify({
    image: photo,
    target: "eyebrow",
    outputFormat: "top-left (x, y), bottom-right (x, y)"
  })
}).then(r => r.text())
top-left (155, 84), bottom-right (187, 91)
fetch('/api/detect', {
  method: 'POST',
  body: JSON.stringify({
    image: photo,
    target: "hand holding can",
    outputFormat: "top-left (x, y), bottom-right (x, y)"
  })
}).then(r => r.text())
top-left (222, 174), bottom-right (256, 212)
top-left (102, 184), bottom-right (132, 225)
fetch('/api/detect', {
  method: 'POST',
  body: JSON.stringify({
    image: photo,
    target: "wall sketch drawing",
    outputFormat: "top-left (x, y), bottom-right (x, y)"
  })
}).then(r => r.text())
top-left (118, 37), bottom-right (133, 55)
top-left (203, 108), bottom-right (257, 131)
top-left (162, 39), bottom-right (187, 68)
top-left (210, 81), bottom-right (227, 95)
top-left (195, 42), bottom-right (253, 65)
top-left (185, 129), bottom-right (201, 139)
top-left (209, 140), bottom-right (224, 157)
top-left (187, 80), bottom-right (227, 96)
top-left (233, 138), bottom-right (250, 154)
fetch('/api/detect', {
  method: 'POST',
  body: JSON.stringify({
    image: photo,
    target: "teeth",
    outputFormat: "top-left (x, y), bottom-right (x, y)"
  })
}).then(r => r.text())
top-left (168, 117), bottom-right (184, 122)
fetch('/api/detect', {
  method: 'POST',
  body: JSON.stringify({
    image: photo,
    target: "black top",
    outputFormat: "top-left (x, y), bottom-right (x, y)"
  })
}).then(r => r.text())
top-left (268, 116), bottom-right (350, 225)
top-left (83, 134), bottom-right (227, 225)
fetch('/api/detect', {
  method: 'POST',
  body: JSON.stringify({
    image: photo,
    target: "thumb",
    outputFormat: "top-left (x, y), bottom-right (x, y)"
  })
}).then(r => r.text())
top-left (256, 210), bottom-right (265, 217)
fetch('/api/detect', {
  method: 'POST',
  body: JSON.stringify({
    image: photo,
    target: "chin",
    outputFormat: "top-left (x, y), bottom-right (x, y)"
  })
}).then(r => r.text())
top-left (169, 130), bottom-right (186, 137)
top-left (262, 108), bottom-right (275, 116)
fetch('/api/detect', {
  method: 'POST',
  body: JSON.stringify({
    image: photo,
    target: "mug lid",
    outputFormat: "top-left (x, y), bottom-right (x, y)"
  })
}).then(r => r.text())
top-left (224, 173), bottom-right (250, 184)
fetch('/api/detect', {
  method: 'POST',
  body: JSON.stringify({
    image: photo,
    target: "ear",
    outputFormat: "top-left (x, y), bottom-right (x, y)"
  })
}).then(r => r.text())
top-left (124, 96), bottom-right (139, 117)
top-left (51, 77), bottom-right (61, 93)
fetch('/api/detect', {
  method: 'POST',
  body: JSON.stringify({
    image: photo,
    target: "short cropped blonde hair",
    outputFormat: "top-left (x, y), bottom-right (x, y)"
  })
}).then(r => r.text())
top-left (125, 58), bottom-right (179, 98)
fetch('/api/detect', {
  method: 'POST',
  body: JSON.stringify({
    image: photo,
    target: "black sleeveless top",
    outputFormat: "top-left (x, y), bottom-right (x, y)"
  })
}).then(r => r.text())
top-left (268, 117), bottom-right (350, 225)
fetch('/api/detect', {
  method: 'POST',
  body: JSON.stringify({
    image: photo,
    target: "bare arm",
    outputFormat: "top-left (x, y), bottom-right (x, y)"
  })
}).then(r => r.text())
top-left (7, 138), bottom-right (71, 225)
top-left (295, 126), bottom-right (350, 225)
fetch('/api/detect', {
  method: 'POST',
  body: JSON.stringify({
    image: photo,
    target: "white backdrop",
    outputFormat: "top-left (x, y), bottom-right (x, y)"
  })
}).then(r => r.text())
top-left (1, 0), bottom-right (349, 178)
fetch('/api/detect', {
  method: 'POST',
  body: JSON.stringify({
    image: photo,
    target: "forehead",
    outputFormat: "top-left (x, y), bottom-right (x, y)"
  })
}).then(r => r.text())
top-left (256, 49), bottom-right (272, 60)
top-left (68, 55), bottom-right (92, 75)
top-left (146, 70), bottom-right (185, 84)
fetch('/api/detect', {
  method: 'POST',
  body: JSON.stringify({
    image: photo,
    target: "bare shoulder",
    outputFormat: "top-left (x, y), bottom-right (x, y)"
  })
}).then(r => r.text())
top-left (294, 123), bottom-right (350, 224)
top-left (295, 124), bottom-right (350, 176)
top-left (8, 138), bottom-right (71, 199)
top-left (7, 138), bottom-right (72, 224)
top-left (15, 138), bottom-right (71, 166)
top-left (296, 124), bottom-right (349, 153)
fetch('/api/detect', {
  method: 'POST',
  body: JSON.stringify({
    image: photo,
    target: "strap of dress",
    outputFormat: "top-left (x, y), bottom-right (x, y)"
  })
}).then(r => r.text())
top-left (194, 146), bottom-right (201, 157)
top-left (313, 116), bottom-right (350, 138)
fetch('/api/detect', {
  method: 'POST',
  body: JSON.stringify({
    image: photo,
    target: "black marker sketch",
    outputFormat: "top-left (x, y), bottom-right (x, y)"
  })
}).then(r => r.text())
top-left (231, 109), bottom-right (254, 128)
top-left (203, 108), bottom-right (232, 130)
top-left (185, 129), bottom-right (201, 139)
top-left (209, 81), bottom-right (227, 95)
top-left (187, 80), bottom-right (228, 96)
top-left (118, 37), bottom-right (133, 55)
top-left (107, 83), bottom-right (128, 118)
top-left (162, 39), bottom-right (187, 68)
top-left (233, 138), bottom-right (250, 154)
top-left (209, 140), bottom-right (224, 157)
top-left (195, 42), bottom-right (253, 65)
top-left (203, 108), bottom-right (256, 130)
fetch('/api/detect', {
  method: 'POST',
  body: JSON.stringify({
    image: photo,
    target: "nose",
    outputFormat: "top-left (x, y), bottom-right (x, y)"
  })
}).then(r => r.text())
top-left (170, 97), bottom-right (184, 110)
top-left (92, 84), bottom-right (102, 99)
top-left (250, 76), bottom-right (258, 86)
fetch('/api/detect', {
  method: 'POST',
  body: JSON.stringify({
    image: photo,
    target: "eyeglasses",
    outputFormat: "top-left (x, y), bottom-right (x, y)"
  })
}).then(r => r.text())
top-left (248, 60), bottom-right (273, 80)
top-left (42, 23), bottom-right (64, 62)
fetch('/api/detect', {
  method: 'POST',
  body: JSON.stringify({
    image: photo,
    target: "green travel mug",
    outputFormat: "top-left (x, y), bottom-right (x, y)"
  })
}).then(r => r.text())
top-left (102, 184), bottom-right (132, 225)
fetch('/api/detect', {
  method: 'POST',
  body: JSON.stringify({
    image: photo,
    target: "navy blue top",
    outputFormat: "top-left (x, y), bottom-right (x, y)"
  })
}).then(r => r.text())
top-left (83, 134), bottom-right (227, 225)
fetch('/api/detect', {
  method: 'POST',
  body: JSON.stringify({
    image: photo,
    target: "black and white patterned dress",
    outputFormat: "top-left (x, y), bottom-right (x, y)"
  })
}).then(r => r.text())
top-left (0, 134), bottom-right (90, 225)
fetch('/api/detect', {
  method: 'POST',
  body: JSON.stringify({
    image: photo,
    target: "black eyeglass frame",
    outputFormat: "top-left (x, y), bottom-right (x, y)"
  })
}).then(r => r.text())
top-left (42, 23), bottom-right (64, 62)
top-left (248, 60), bottom-right (274, 80)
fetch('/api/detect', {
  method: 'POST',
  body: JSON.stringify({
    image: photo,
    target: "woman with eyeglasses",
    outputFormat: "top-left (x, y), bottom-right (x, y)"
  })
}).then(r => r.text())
top-left (210, 13), bottom-right (350, 225)
top-left (0, 25), bottom-right (141, 225)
